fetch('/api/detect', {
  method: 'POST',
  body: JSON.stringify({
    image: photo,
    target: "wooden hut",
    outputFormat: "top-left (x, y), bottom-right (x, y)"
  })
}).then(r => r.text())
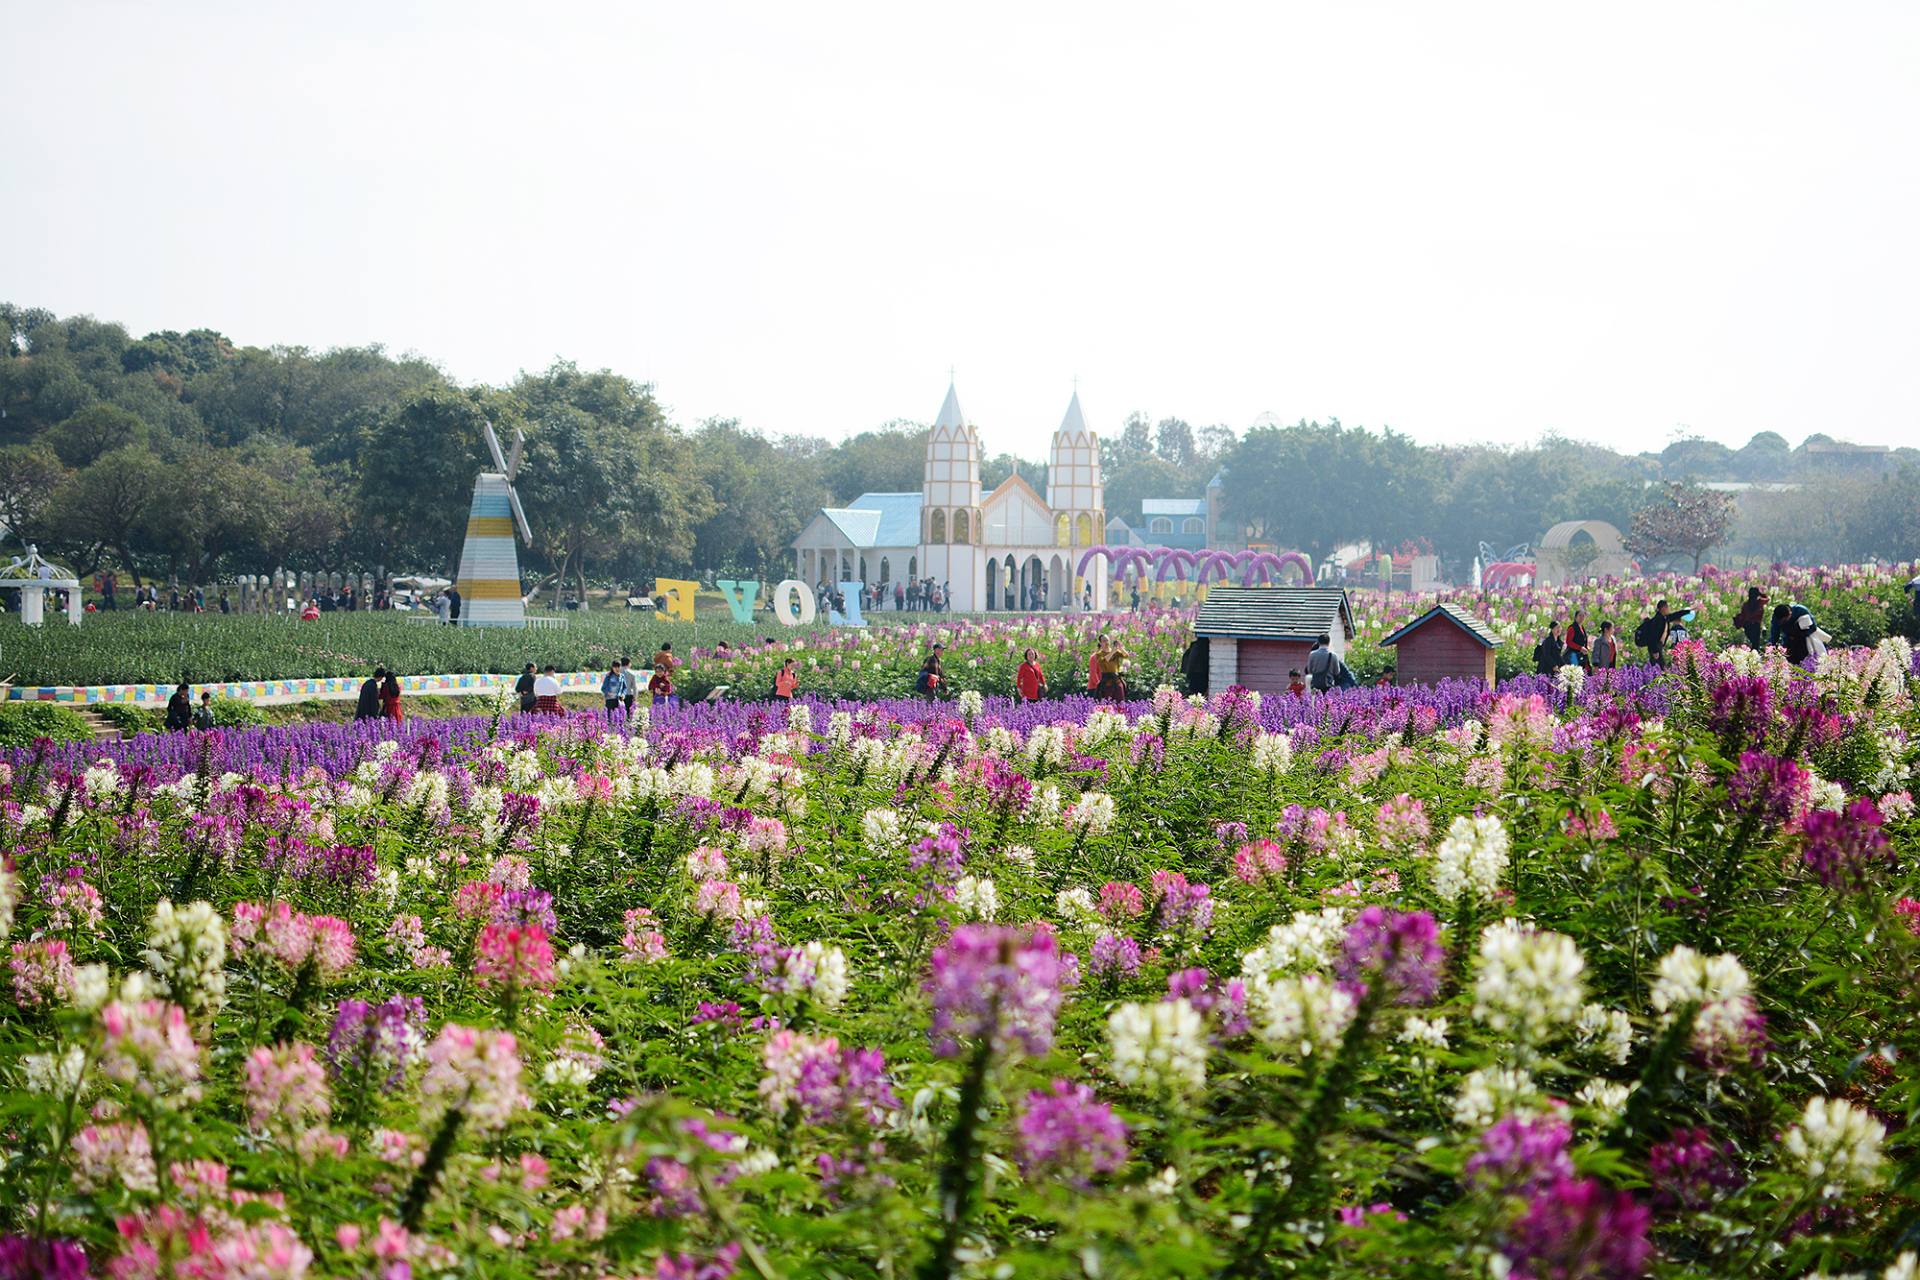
top-left (1192, 587), bottom-right (1355, 696)
top-left (1380, 602), bottom-right (1501, 687)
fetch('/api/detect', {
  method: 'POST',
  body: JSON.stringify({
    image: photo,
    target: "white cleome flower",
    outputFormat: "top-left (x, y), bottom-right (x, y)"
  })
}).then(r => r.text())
top-left (1250, 973), bottom-right (1357, 1059)
top-left (1398, 1015), bottom-right (1451, 1050)
top-left (1575, 1004), bottom-right (1634, 1065)
top-left (1240, 908), bottom-right (1348, 982)
top-left (951, 875), bottom-right (999, 922)
top-left (1573, 1079), bottom-right (1632, 1122)
top-left (1107, 998), bottom-right (1209, 1097)
top-left (861, 808), bottom-right (904, 853)
top-left (1065, 792), bottom-right (1117, 837)
top-left (1250, 731), bottom-right (1294, 777)
top-left (140, 899), bottom-right (228, 1015)
top-left (1451, 1065), bottom-right (1539, 1129)
top-left (1782, 1096), bottom-right (1885, 1200)
top-left (1472, 921), bottom-right (1586, 1046)
top-left (1430, 814), bottom-right (1511, 902)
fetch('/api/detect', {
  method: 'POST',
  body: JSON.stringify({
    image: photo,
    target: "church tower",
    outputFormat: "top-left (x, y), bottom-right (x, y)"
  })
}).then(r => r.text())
top-left (922, 379), bottom-right (983, 611)
top-left (1048, 390), bottom-right (1107, 609)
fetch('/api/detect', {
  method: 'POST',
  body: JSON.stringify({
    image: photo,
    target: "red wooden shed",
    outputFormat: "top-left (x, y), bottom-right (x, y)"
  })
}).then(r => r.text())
top-left (1192, 587), bottom-right (1356, 697)
top-left (1380, 602), bottom-right (1502, 687)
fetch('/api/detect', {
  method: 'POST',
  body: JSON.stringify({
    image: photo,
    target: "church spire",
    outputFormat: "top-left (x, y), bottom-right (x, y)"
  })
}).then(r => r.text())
top-left (934, 378), bottom-right (966, 431)
top-left (1058, 388), bottom-right (1088, 438)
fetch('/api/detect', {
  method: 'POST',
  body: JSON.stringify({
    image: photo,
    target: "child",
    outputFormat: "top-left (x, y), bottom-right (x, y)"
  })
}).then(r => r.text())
top-left (1287, 669), bottom-right (1306, 697)
top-left (648, 661), bottom-right (676, 707)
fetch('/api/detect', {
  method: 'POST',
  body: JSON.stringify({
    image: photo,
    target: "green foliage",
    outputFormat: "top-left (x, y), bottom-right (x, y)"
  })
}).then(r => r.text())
top-left (0, 701), bottom-right (92, 745)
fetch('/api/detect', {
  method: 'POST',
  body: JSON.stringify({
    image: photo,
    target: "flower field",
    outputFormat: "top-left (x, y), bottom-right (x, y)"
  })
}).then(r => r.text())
top-left (1, 631), bottom-right (1918, 1278)
top-left (7, 565), bottom-right (1914, 704)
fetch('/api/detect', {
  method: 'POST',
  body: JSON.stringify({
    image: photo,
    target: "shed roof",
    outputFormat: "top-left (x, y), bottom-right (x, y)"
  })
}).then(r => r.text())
top-left (1192, 587), bottom-right (1354, 641)
top-left (1380, 602), bottom-right (1503, 649)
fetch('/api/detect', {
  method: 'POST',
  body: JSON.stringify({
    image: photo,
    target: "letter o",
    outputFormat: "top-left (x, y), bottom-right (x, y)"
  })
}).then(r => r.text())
top-left (772, 579), bottom-right (816, 627)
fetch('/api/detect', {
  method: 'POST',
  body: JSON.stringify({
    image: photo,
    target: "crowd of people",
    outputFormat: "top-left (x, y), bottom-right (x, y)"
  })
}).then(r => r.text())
top-left (1531, 585), bottom-right (1832, 674)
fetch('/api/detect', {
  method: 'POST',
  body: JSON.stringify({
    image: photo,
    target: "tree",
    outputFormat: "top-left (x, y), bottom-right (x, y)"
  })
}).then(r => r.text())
top-left (0, 444), bottom-right (67, 544)
top-left (1154, 417), bottom-right (1196, 469)
top-left (353, 387), bottom-right (498, 573)
top-left (1849, 468), bottom-right (1920, 560)
top-left (47, 404), bottom-right (148, 468)
top-left (819, 423), bottom-right (925, 500)
top-left (1220, 420), bottom-right (1435, 561)
top-left (691, 419), bottom-right (829, 576)
top-left (47, 449), bottom-right (167, 582)
top-left (1625, 481), bottom-right (1736, 571)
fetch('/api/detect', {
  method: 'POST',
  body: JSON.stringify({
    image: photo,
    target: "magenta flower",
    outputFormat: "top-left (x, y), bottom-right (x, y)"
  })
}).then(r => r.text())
top-left (1503, 1177), bottom-right (1651, 1280)
top-left (1333, 906), bottom-right (1444, 1005)
top-left (1465, 1114), bottom-right (1574, 1195)
top-left (1800, 798), bottom-right (1890, 891)
top-left (1373, 793), bottom-right (1432, 854)
top-left (1646, 1127), bottom-right (1741, 1211)
top-left (1727, 751), bottom-right (1810, 824)
top-left (1165, 967), bottom-right (1250, 1040)
top-left (1149, 870), bottom-right (1214, 933)
top-left (472, 922), bottom-right (558, 996)
top-left (1016, 1079), bottom-right (1130, 1186)
top-left (924, 924), bottom-right (1069, 1059)
top-left (1233, 839), bottom-right (1289, 885)
top-left (1097, 882), bottom-right (1146, 923)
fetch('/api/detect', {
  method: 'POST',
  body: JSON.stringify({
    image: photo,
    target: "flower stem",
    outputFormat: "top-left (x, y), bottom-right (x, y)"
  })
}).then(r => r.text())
top-left (920, 1036), bottom-right (994, 1280)
top-left (399, 1107), bottom-right (466, 1229)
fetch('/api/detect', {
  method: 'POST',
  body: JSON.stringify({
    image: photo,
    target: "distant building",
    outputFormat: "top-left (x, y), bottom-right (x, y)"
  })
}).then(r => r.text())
top-left (1801, 441), bottom-right (1893, 476)
top-left (1107, 470), bottom-right (1233, 551)
top-left (788, 381), bottom-right (1109, 612)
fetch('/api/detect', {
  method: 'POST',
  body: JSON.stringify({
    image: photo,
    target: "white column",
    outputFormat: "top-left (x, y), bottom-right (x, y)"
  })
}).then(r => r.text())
top-left (66, 587), bottom-right (82, 625)
top-left (21, 585), bottom-right (44, 626)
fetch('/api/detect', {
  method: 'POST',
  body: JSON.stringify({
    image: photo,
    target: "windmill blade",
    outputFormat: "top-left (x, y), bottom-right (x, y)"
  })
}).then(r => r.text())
top-left (482, 420), bottom-right (508, 473)
top-left (507, 428), bottom-right (525, 481)
top-left (505, 484), bottom-right (533, 544)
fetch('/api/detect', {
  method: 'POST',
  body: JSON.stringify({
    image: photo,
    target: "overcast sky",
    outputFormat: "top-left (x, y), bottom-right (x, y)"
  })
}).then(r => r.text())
top-left (9, 2), bottom-right (1919, 461)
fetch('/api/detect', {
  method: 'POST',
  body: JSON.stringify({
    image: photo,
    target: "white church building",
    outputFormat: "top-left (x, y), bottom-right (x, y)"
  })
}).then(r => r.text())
top-left (790, 381), bottom-right (1108, 613)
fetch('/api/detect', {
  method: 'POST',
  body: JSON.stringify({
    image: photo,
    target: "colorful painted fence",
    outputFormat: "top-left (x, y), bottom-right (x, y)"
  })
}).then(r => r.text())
top-left (3, 670), bottom-right (617, 706)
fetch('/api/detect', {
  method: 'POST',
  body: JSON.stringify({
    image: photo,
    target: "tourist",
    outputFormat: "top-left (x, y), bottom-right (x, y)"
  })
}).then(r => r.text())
top-left (1087, 637), bottom-right (1108, 693)
top-left (894, 580), bottom-right (905, 611)
top-left (1016, 647), bottom-right (1047, 702)
top-left (1667, 610), bottom-right (1694, 648)
top-left (165, 682), bottom-right (193, 732)
top-left (218, 590), bottom-right (231, 615)
top-left (533, 665), bottom-right (564, 714)
top-left (647, 657), bottom-right (677, 707)
top-left (1082, 584), bottom-right (1093, 611)
top-left (1591, 621), bottom-right (1619, 669)
top-left (1288, 669), bottom-right (1306, 697)
top-left (1784, 604), bottom-right (1827, 665)
top-left (381, 671), bottom-right (404, 721)
top-left (1564, 608), bottom-right (1591, 670)
top-left (1734, 586), bottom-right (1768, 648)
top-left (713, 641), bottom-right (733, 660)
top-left (193, 691), bottom-right (216, 731)
top-left (1533, 622), bottom-right (1565, 674)
top-left (300, 598), bottom-right (321, 622)
top-left (916, 644), bottom-right (945, 699)
top-left (1634, 599), bottom-right (1679, 666)
top-left (355, 667), bottom-right (386, 721)
top-left (1306, 634), bottom-right (1340, 692)
top-left (620, 658), bottom-right (638, 718)
top-left (447, 586), bottom-right (462, 624)
top-left (1769, 602), bottom-right (1792, 647)
top-left (435, 592), bottom-right (452, 625)
top-left (774, 658), bottom-right (799, 700)
top-left (942, 580), bottom-right (951, 611)
top-left (1095, 639), bottom-right (1129, 701)
top-left (514, 663), bottom-right (538, 713)
top-left (601, 661), bottom-right (627, 723)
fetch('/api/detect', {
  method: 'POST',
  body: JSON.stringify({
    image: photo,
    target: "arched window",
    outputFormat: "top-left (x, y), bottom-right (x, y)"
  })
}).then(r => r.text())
top-left (908, 556), bottom-right (918, 580)
top-left (1183, 517), bottom-right (1204, 534)
top-left (930, 508), bottom-right (946, 544)
top-left (953, 509), bottom-right (971, 545)
top-left (879, 557), bottom-right (890, 584)
top-left (1075, 514), bottom-right (1093, 546)
top-left (1054, 513), bottom-right (1071, 547)
top-left (1149, 517), bottom-right (1173, 534)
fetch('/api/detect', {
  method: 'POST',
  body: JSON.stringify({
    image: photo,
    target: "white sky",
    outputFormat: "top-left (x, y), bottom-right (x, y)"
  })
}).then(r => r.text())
top-left (8, 2), bottom-right (1919, 461)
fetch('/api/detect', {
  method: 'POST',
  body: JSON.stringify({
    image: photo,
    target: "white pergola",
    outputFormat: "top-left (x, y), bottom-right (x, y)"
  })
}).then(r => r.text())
top-left (1, 546), bottom-right (83, 625)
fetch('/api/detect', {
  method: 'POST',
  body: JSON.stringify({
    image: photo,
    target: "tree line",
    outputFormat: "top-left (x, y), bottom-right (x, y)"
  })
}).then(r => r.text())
top-left (3, 303), bottom-right (1914, 595)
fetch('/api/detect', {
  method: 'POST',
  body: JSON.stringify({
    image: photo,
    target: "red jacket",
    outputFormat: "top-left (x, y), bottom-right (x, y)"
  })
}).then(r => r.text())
top-left (1016, 661), bottom-right (1046, 701)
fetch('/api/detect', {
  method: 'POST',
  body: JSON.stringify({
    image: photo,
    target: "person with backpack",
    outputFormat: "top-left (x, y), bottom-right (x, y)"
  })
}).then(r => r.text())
top-left (1634, 599), bottom-right (1679, 666)
top-left (1533, 622), bottom-right (1565, 674)
top-left (1784, 604), bottom-right (1828, 665)
top-left (1733, 586), bottom-right (1769, 649)
top-left (1591, 621), bottom-right (1619, 670)
top-left (1306, 634), bottom-right (1341, 692)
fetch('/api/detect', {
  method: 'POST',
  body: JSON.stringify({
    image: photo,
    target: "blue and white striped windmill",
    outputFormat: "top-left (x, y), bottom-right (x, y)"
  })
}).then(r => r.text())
top-left (454, 421), bottom-right (532, 627)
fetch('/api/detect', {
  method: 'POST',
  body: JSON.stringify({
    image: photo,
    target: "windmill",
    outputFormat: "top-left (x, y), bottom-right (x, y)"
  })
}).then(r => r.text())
top-left (453, 421), bottom-right (533, 627)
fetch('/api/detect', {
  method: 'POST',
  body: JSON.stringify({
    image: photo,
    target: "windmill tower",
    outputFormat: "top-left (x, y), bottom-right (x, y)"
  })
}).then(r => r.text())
top-left (922, 379), bottom-right (983, 611)
top-left (454, 422), bottom-right (532, 627)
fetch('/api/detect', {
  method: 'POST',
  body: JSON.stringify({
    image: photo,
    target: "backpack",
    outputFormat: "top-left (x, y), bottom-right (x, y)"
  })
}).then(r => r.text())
top-left (1633, 615), bottom-right (1659, 648)
top-left (1335, 660), bottom-right (1358, 689)
top-left (1307, 649), bottom-right (1335, 692)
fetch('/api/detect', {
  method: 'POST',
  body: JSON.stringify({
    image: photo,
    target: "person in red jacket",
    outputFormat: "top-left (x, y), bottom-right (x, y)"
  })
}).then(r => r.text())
top-left (1016, 648), bottom-right (1047, 702)
top-left (1287, 669), bottom-right (1307, 697)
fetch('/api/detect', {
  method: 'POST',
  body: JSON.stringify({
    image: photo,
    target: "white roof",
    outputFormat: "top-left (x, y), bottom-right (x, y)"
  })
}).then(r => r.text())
top-left (1059, 390), bottom-right (1088, 436)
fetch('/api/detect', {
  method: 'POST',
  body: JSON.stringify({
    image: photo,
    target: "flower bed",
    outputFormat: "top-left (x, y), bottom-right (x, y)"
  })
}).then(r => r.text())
top-left (0, 638), bottom-right (1916, 1277)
